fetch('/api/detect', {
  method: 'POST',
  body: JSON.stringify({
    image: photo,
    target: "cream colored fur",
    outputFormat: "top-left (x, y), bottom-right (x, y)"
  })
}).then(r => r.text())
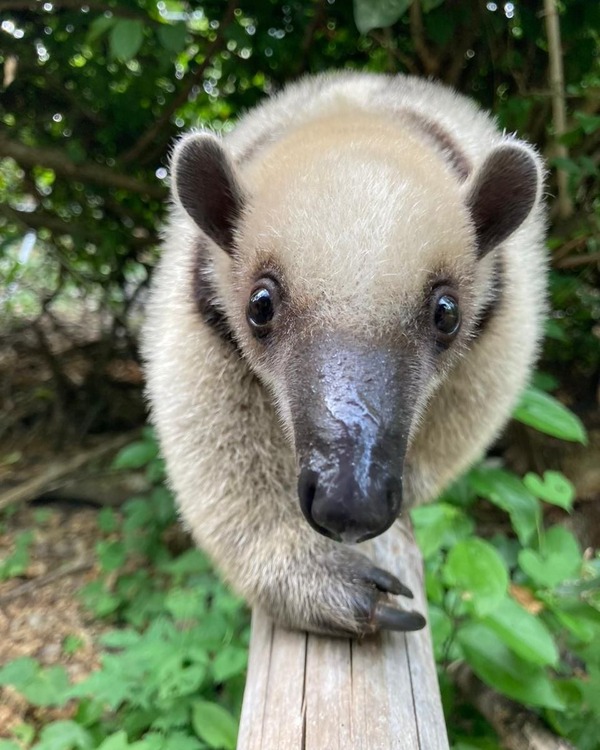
top-left (142, 72), bottom-right (547, 635)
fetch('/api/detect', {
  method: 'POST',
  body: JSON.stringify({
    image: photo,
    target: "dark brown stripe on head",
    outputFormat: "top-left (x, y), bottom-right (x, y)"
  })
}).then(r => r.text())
top-left (193, 238), bottom-right (238, 349)
top-left (473, 253), bottom-right (504, 337)
top-left (237, 130), bottom-right (278, 165)
top-left (399, 109), bottom-right (471, 182)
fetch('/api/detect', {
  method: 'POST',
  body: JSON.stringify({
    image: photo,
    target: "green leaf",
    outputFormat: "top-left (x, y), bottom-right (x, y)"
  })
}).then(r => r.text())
top-left (422, 0), bottom-right (446, 9)
top-left (411, 502), bottom-right (474, 558)
top-left (574, 112), bottom-right (600, 134)
top-left (513, 387), bottom-right (587, 443)
top-left (443, 539), bottom-right (508, 616)
top-left (87, 15), bottom-right (116, 44)
top-left (157, 23), bottom-right (188, 53)
top-left (482, 596), bottom-right (558, 666)
top-left (109, 20), bottom-right (144, 61)
top-left (468, 467), bottom-right (540, 545)
top-left (546, 600), bottom-right (600, 642)
top-left (33, 721), bottom-right (93, 750)
top-left (0, 657), bottom-right (38, 687)
top-left (96, 540), bottom-right (126, 572)
top-left (96, 732), bottom-right (131, 750)
top-left (191, 700), bottom-right (238, 750)
top-left (523, 471), bottom-right (575, 511)
top-left (427, 604), bottom-right (453, 660)
top-left (457, 623), bottom-right (565, 709)
top-left (98, 507), bottom-right (119, 534)
top-left (113, 439), bottom-right (159, 470)
top-left (212, 646), bottom-right (248, 682)
top-left (518, 526), bottom-right (582, 588)
top-left (353, 0), bottom-right (411, 34)
top-left (0, 658), bottom-right (71, 707)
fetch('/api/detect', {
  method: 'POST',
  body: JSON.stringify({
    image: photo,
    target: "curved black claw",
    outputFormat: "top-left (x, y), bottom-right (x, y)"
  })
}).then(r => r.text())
top-left (374, 603), bottom-right (427, 632)
top-left (365, 566), bottom-right (414, 599)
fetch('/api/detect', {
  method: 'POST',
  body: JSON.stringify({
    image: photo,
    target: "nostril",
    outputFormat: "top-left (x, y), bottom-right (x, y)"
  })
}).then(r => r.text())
top-left (385, 475), bottom-right (403, 514)
top-left (297, 468), bottom-right (341, 541)
top-left (298, 468), bottom-right (319, 519)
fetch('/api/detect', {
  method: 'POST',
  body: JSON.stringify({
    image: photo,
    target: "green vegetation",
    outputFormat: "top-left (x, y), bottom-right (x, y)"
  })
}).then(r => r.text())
top-left (1, 0), bottom-right (599, 748)
top-left (0, 434), bottom-right (248, 750)
top-left (414, 396), bottom-right (599, 749)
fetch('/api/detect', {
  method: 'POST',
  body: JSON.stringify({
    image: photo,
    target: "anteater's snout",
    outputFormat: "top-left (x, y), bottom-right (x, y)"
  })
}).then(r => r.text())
top-left (298, 458), bottom-right (402, 543)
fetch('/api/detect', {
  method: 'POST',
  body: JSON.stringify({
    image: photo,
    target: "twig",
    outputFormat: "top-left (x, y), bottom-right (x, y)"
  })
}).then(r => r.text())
top-left (292, 0), bottom-right (328, 77)
top-left (0, 0), bottom-right (152, 21)
top-left (0, 558), bottom-right (94, 605)
top-left (451, 663), bottom-right (576, 750)
top-left (119, 0), bottom-right (237, 166)
top-left (551, 234), bottom-right (594, 263)
top-left (0, 432), bottom-right (136, 511)
top-left (369, 30), bottom-right (418, 74)
top-left (543, 0), bottom-right (574, 220)
top-left (0, 134), bottom-right (166, 199)
top-left (409, 0), bottom-right (439, 76)
top-left (555, 251), bottom-right (600, 269)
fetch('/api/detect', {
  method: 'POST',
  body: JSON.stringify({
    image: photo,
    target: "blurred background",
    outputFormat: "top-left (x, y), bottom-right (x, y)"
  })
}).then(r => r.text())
top-left (0, 1), bottom-right (599, 749)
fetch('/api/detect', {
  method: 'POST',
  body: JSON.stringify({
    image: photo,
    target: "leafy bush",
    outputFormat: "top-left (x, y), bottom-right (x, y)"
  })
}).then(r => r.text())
top-left (0, 433), bottom-right (249, 750)
top-left (412, 387), bottom-right (600, 749)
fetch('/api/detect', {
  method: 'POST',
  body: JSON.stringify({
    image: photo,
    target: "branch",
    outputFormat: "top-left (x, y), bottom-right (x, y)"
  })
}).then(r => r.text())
top-left (0, 134), bottom-right (166, 199)
top-left (0, 202), bottom-right (159, 250)
top-left (0, 0), bottom-right (153, 21)
top-left (409, 0), bottom-right (439, 76)
top-left (555, 250), bottom-right (600, 269)
top-left (119, 0), bottom-right (238, 165)
top-left (292, 0), bottom-right (328, 77)
top-left (0, 558), bottom-right (94, 604)
top-left (369, 29), bottom-right (419, 74)
top-left (452, 663), bottom-right (576, 750)
top-left (0, 432), bottom-right (137, 511)
top-left (543, 0), bottom-right (574, 220)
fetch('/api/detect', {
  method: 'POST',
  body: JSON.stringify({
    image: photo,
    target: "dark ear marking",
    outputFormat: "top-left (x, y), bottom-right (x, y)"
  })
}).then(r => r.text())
top-left (467, 144), bottom-right (540, 258)
top-left (193, 239), bottom-right (238, 349)
top-left (472, 253), bottom-right (504, 338)
top-left (172, 133), bottom-right (244, 254)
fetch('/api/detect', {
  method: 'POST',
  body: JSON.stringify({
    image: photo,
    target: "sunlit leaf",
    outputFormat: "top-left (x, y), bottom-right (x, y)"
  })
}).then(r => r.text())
top-left (457, 623), bottom-right (565, 709)
top-left (353, 0), bottom-right (411, 34)
top-left (110, 20), bottom-right (144, 61)
top-left (443, 539), bottom-right (508, 616)
top-left (513, 387), bottom-right (587, 443)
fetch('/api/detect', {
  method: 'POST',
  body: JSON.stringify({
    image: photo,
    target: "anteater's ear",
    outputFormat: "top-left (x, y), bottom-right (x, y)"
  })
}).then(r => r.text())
top-left (466, 142), bottom-right (542, 258)
top-left (171, 132), bottom-right (243, 254)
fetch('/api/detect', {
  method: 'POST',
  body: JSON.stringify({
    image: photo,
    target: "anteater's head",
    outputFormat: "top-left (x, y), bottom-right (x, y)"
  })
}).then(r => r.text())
top-left (171, 114), bottom-right (542, 543)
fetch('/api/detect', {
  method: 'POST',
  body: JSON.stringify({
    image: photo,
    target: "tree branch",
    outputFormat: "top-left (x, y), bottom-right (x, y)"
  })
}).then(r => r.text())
top-left (0, 0), bottom-right (153, 21)
top-left (0, 134), bottom-right (166, 199)
top-left (409, 0), bottom-right (439, 76)
top-left (0, 203), bottom-right (158, 250)
top-left (369, 29), bottom-right (419, 74)
top-left (292, 0), bottom-right (328, 77)
top-left (544, 0), bottom-right (574, 219)
top-left (119, 0), bottom-right (238, 166)
top-left (555, 250), bottom-right (600, 269)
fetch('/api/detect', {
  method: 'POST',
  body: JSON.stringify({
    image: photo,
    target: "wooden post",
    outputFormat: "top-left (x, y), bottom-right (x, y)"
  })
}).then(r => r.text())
top-left (237, 519), bottom-right (449, 749)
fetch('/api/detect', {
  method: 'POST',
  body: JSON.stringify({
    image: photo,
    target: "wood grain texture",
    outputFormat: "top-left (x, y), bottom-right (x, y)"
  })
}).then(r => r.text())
top-left (237, 519), bottom-right (449, 749)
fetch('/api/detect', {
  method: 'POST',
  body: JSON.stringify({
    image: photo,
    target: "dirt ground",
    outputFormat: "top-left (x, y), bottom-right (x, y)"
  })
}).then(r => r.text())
top-left (0, 503), bottom-right (106, 735)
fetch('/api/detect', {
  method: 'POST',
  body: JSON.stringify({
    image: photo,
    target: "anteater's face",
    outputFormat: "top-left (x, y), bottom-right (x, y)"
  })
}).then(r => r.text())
top-left (173, 117), bottom-right (539, 543)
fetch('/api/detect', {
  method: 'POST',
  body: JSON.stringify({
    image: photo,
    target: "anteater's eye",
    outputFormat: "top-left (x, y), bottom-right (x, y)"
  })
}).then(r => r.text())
top-left (247, 280), bottom-right (278, 336)
top-left (433, 293), bottom-right (460, 340)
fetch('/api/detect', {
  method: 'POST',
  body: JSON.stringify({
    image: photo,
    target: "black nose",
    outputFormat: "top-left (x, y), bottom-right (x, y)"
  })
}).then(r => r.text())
top-left (297, 464), bottom-right (402, 543)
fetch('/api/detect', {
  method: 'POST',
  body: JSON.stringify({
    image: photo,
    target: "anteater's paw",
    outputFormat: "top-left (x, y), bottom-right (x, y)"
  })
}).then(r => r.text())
top-left (265, 546), bottom-right (426, 637)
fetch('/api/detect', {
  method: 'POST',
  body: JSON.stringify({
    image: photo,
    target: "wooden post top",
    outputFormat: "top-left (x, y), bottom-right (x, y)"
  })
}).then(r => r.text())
top-left (237, 520), bottom-right (449, 750)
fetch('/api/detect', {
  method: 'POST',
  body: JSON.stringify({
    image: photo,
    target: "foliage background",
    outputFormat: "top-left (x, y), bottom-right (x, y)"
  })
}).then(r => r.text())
top-left (0, 0), bottom-right (599, 748)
